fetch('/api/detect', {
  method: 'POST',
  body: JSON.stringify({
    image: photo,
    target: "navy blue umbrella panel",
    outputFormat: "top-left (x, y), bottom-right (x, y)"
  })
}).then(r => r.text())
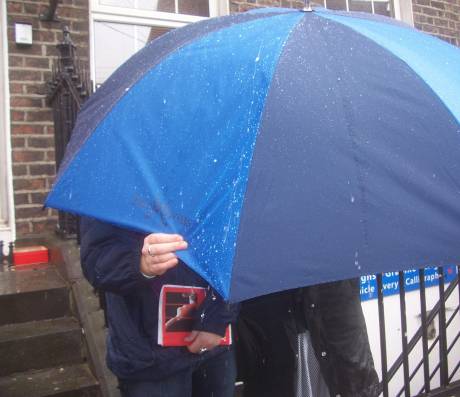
top-left (46, 8), bottom-right (460, 302)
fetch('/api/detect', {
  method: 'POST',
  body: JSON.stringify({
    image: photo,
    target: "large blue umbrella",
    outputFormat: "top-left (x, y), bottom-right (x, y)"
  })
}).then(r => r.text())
top-left (46, 7), bottom-right (460, 302)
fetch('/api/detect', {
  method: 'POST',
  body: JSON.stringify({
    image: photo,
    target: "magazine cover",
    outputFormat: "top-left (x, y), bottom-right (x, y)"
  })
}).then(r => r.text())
top-left (158, 284), bottom-right (231, 346)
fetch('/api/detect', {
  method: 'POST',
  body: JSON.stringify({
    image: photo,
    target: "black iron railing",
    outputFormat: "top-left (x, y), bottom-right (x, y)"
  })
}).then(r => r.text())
top-left (377, 266), bottom-right (460, 397)
top-left (46, 27), bottom-right (91, 239)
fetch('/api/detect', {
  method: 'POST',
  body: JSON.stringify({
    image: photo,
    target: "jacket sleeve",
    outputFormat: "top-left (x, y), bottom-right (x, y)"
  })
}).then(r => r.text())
top-left (192, 287), bottom-right (240, 337)
top-left (79, 217), bottom-right (150, 295)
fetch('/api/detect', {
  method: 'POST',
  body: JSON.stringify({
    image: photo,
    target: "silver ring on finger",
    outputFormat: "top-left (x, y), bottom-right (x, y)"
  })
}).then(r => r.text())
top-left (147, 244), bottom-right (155, 256)
top-left (199, 347), bottom-right (207, 354)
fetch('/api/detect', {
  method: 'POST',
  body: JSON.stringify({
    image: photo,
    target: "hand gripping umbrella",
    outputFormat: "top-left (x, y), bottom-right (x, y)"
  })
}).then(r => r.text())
top-left (46, 7), bottom-right (460, 302)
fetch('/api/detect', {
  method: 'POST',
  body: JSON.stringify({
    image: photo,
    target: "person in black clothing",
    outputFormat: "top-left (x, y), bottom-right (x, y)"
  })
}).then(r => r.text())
top-left (80, 217), bottom-right (238, 397)
top-left (236, 278), bottom-right (379, 397)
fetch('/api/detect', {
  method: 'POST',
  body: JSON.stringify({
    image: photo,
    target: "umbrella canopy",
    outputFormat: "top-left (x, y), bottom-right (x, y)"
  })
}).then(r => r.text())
top-left (46, 7), bottom-right (460, 302)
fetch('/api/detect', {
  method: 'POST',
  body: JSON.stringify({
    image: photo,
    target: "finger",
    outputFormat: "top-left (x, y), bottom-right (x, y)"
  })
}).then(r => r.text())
top-left (149, 258), bottom-right (179, 275)
top-left (145, 233), bottom-right (184, 244)
top-left (187, 339), bottom-right (203, 354)
top-left (148, 252), bottom-right (177, 264)
top-left (184, 330), bottom-right (199, 343)
top-left (144, 241), bottom-right (188, 256)
top-left (186, 331), bottom-right (201, 353)
top-left (142, 234), bottom-right (184, 255)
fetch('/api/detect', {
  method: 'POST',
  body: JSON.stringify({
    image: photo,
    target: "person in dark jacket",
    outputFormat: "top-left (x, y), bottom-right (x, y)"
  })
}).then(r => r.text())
top-left (236, 279), bottom-right (380, 397)
top-left (80, 217), bottom-right (238, 397)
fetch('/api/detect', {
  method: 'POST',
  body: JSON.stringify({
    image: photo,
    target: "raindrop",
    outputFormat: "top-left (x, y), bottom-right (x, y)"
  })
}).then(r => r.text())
top-left (350, 196), bottom-right (355, 203)
top-left (255, 55), bottom-right (260, 62)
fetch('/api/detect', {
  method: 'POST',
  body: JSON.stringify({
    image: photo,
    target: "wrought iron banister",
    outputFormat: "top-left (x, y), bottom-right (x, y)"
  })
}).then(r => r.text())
top-left (46, 27), bottom-right (92, 239)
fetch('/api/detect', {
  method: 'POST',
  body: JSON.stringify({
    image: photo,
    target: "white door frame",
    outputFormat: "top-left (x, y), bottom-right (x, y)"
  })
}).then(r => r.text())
top-left (0, 0), bottom-right (15, 244)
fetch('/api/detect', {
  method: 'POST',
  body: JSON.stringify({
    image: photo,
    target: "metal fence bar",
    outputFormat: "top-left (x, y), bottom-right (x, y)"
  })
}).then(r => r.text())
top-left (448, 360), bottom-right (460, 383)
top-left (388, 274), bottom-right (458, 382)
top-left (399, 271), bottom-right (411, 396)
top-left (438, 266), bottom-right (449, 387)
top-left (415, 301), bottom-right (460, 394)
top-left (419, 267), bottom-right (431, 394)
top-left (396, 273), bottom-right (442, 397)
top-left (446, 309), bottom-right (460, 383)
top-left (7, 242), bottom-right (13, 266)
top-left (417, 332), bottom-right (441, 395)
top-left (425, 379), bottom-right (460, 397)
top-left (377, 273), bottom-right (389, 397)
top-left (381, 268), bottom-right (460, 397)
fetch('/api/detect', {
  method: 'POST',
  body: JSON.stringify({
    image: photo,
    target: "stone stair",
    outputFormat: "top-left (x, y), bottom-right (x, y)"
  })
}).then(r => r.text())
top-left (0, 265), bottom-right (100, 397)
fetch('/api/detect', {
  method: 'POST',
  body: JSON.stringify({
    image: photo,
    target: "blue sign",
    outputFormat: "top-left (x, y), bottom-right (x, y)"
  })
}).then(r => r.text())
top-left (360, 265), bottom-right (458, 301)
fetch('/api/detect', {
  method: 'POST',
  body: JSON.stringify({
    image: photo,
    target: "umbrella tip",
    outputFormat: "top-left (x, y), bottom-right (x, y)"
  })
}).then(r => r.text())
top-left (301, 0), bottom-right (313, 11)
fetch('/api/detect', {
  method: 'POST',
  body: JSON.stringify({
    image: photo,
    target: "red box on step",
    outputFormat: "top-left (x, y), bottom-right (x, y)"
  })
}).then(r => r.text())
top-left (13, 245), bottom-right (49, 266)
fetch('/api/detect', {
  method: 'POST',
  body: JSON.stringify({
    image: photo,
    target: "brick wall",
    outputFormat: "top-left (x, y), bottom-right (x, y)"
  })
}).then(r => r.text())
top-left (413, 0), bottom-right (460, 46)
top-left (7, 0), bottom-right (89, 238)
top-left (6, 0), bottom-right (459, 239)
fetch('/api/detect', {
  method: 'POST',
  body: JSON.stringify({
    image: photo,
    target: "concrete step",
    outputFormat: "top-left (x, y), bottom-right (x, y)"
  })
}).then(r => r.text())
top-left (0, 363), bottom-right (100, 397)
top-left (0, 317), bottom-right (83, 377)
top-left (0, 267), bottom-right (71, 326)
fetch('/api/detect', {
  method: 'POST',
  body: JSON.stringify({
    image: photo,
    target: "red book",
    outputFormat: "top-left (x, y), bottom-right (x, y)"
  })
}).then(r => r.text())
top-left (158, 284), bottom-right (232, 347)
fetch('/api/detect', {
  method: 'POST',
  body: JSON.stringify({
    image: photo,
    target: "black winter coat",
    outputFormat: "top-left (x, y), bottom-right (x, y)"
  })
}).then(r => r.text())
top-left (236, 279), bottom-right (379, 397)
top-left (80, 217), bottom-right (238, 381)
